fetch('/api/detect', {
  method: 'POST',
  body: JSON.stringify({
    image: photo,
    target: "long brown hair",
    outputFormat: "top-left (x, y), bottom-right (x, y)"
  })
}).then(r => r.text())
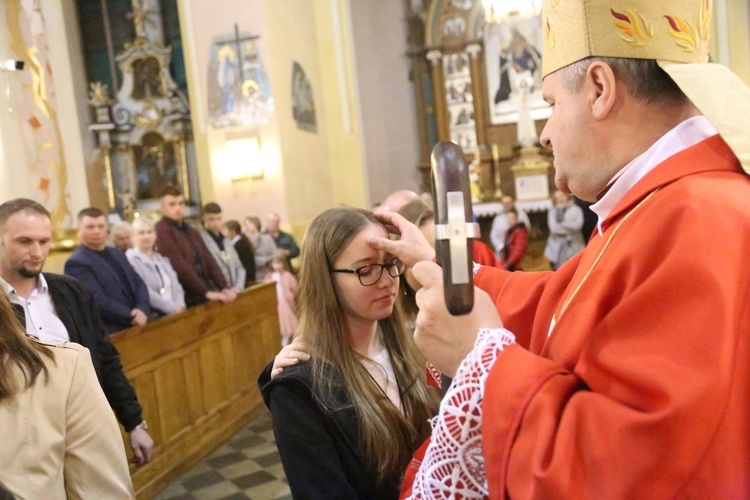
top-left (0, 294), bottom-right (52, 399)
top-left (297, 207), bottom-right (439, 486)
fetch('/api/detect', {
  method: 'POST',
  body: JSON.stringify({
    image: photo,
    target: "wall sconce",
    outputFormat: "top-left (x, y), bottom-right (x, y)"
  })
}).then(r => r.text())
top-left (226, 135), bottom-right (264, 182)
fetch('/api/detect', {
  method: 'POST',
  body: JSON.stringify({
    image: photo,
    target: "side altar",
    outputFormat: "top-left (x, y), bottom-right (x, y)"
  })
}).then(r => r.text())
top-left (86, 0), bottom-right (200, 220)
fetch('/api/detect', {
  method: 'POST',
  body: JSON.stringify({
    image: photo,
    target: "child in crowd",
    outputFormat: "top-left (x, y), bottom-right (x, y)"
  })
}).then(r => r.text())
top-left (267, 255), bottom-right (298, 346)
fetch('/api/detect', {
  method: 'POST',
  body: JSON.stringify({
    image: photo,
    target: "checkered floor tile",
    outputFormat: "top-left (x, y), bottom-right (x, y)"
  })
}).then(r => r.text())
top-left (155, 410), bottom-right (290, 500)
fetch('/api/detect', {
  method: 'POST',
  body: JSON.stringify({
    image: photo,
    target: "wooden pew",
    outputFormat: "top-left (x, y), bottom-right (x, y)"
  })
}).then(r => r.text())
top-left (110, 282), bottom-right (280, 499)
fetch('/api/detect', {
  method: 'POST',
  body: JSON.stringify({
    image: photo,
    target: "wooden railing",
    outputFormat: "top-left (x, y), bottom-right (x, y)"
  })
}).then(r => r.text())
top-left (110, 282), bottom-right (280, 499)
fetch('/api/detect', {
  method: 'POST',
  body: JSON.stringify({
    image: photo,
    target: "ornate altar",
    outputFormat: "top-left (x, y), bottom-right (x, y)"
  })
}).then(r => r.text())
top-left (88, 0), bottom-right (199, 220)
top-left (406, 0), bottom-right (553, 205)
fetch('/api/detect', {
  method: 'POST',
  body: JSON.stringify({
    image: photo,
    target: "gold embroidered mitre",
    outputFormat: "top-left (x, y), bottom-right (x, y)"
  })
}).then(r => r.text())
top-left (541, 0), bottom-right (711, 77)
top-left (540, 0), bottom-right (750, 172)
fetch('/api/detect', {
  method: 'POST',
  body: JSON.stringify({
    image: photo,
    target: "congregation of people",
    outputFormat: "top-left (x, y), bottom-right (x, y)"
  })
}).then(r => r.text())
top-left (56, 187), bottom-right (303, 336)
top-left (62, 188), bottom-right (523, 353)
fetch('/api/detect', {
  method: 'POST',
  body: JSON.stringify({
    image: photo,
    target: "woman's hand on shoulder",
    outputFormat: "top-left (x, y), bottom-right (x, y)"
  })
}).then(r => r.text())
top-left (271, 336), bottom-right (310, 379)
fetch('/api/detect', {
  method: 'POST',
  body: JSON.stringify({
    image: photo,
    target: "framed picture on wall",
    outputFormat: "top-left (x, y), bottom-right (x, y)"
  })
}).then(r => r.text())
top-left (484, 14), bottom-right (551, 125)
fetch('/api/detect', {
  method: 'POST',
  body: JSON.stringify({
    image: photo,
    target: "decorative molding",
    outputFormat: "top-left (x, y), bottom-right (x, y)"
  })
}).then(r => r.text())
top-left (426, 49), bottom-right (443, 64)
top-left (465, 43), bottom-right (482, 58)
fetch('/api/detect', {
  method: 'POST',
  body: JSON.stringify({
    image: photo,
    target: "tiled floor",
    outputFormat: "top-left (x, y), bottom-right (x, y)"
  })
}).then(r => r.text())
top-left (155, 410), bottom-right (290, 500)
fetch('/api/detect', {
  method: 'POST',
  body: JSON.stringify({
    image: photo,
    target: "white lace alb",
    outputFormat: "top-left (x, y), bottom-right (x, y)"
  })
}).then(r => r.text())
top-left (407, 328), bottom-right (516, 499)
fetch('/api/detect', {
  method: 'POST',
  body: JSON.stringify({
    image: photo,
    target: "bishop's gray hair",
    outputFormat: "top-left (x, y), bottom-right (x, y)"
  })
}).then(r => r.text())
top-left (561, 57), bottom-right (688, 106)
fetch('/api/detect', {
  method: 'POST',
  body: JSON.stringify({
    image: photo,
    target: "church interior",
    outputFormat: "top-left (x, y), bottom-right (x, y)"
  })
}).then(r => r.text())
top-left (0, 0), bottom-right (748, 498)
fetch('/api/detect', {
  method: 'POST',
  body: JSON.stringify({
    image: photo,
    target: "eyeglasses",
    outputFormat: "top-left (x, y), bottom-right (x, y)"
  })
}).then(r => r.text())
top-left (331, 257), bottom-right (405, 286)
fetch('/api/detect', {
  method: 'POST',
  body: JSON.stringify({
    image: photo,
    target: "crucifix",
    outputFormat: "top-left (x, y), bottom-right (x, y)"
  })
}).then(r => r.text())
top-left (214, 24), bottom-right (260, 85)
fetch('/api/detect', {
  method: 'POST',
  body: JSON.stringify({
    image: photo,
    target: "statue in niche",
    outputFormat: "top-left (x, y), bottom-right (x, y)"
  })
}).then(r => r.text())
top-left (129, 0), bottom-right (164, 47)
top-left (132, 56), bottom-right (165, 100)
top-left (135, 132), bottom-right (177, 199)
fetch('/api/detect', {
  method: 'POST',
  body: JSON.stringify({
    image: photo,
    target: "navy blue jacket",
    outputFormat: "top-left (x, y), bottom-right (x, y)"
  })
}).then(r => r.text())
top-left (65, 245), bottom-right (150, 334)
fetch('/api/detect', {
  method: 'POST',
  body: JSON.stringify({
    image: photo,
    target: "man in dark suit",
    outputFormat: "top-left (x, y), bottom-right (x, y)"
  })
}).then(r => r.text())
top-left (155, 186), bottom-right (236, 307)
top-left (65, 207), bottom-right (151, 334)
top-left (0, 198), bottom-right (153, 465)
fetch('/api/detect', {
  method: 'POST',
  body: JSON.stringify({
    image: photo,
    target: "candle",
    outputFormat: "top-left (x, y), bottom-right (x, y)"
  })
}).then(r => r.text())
top-left (491, 143), bottom-right (499, 162)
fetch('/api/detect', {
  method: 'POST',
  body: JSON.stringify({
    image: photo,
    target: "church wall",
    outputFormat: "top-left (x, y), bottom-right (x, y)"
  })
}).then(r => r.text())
top-left (727, 0), bottom-right (750, 85)
top-left (263, 0), bottom-right (339, 232)
top-left (179, 0), bottom-right (291, 230)
top-left (0, 1), bottom-right (93, 226)
top-left (179, 0), bottom-right (372, 240)
top-left (349, 0), bottom-right (422, 206)
top-left (0, 6), bottom-right (24, 203)
top-left (46, 1), bottom-right (97, 222)
top-left (311, 0), bottom-right (370, 211)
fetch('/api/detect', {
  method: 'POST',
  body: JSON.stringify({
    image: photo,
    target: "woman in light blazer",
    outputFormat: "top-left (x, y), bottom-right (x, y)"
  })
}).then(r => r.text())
top-left (127, 217), bottom-right (186, 315)
top-left (0, 295), bottom-right (134, 499)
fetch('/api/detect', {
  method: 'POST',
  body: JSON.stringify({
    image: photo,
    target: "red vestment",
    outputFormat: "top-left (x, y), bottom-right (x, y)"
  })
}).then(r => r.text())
top-left (475, 136), bottom-right (750, 497)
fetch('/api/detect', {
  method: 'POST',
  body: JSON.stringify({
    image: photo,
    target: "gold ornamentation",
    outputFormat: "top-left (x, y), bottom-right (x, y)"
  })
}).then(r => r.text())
top-left (664, 15), bottom-right (697, 52)
top-left (242, 79), bottom-right (259, 97)
top-left (134, 101), bottom-right (165, 129)
top-left (545, 18), bottom-right (555, 49)
top-left (610, 8), bottom-right (654, 47)
top-left (88, 82), bottom-right (113, 106)
top-left (698, 0), bottom-right (711, 41)
top-left (127, 3), bottom-right (159, 39)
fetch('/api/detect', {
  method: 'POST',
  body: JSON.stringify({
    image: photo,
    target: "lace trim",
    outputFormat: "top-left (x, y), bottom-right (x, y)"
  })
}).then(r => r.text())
top-left (407, 328), bottom-right (516, 499)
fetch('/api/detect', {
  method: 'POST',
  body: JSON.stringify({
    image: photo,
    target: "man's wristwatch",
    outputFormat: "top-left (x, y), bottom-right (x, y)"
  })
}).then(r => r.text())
top-left (132, 420), bottom-right (148, 432)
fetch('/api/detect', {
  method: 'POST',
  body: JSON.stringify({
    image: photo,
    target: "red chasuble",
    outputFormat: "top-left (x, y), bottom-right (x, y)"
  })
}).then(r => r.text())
top-left (476, 136), bottom-right (750, 497)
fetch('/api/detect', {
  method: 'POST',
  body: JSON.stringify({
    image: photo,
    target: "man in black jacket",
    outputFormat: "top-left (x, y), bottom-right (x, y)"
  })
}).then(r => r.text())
top-left (0, 198), bottom-right (154, 465)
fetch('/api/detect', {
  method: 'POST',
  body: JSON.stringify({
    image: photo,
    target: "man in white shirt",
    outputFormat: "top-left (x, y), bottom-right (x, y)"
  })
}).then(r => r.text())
top-left (0, 198), bottom-right (154, 466)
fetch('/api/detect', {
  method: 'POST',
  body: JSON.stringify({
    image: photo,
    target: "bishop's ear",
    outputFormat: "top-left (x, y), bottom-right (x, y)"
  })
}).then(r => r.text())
top-left (586, 61), bottom-right (617, 120)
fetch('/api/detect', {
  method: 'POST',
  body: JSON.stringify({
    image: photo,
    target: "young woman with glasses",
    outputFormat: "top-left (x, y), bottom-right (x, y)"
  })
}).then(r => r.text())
top-left (258, 207), bottom-right (440, 499)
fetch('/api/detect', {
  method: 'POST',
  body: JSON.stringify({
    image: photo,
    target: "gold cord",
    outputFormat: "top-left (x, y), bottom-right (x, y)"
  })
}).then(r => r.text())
top-left (555, 189), bottom-right (659, 326)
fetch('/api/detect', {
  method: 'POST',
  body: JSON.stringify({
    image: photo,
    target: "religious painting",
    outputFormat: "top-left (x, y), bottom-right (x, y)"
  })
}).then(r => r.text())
top-left (131, 56), bottom-right (166, 100)
top-left (133, 132), bottom-right (178, 200)
top-left (291, 62), bottom-right (317, 133)
top-left (207, 28), bottom-right (274, 129)
top-left (484, 14), bottom-right (551, 125)
top-left (443, 52), bottom-right (477, 152)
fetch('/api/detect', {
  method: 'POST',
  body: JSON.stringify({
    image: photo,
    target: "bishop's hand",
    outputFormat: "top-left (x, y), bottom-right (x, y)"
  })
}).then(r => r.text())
top-left (369, 212), bottom-right (435, 267)
top-left (412, 261), bottom-right (503, 377)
